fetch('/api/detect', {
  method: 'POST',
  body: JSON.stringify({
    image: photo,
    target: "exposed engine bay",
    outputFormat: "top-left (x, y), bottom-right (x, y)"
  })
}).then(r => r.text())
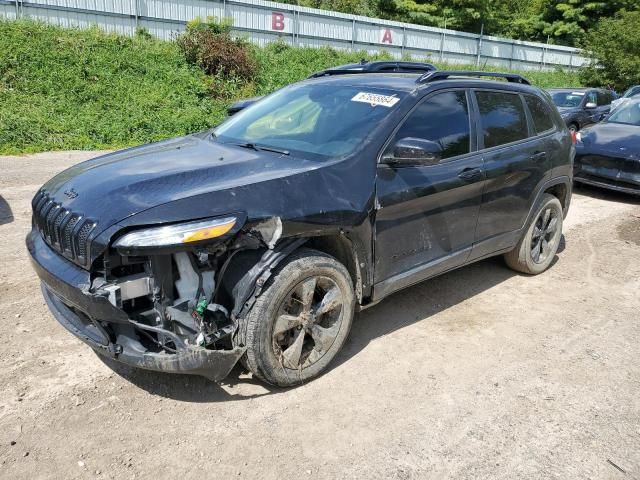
top-left (67, 221), bottom-right (304, 380)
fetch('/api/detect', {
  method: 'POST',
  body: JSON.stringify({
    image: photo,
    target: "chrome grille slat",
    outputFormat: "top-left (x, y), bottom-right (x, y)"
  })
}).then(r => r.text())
top-left (31, 190), bottom-right (96, 268)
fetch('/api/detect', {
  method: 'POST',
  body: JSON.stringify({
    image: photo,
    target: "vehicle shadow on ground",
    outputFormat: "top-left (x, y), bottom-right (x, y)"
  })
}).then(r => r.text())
top-left (98, 355), bottom-right (281, 402)
top-left (102, 241), bottom-right (566, 402)
top-left (0, 195), bottom-right (13, 225)
top-left (334, 256), bottom-right (530, 372)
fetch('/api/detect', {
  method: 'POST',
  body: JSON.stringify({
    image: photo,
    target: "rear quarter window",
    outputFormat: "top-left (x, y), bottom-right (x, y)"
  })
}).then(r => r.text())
top-left (524, 95), bottom-right (556, 134)
top-left (475, 91), bottom-right (528, 149)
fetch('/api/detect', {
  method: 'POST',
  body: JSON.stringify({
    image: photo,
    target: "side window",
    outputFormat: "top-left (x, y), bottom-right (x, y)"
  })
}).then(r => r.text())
top-left (597, 92), bottom-right (610, 106)
top-left (391, 91), bottom-right (471, 161)
top-left (524, 95), bottom-right (555, 134)
top-left (475, 91), bottom-right (528, 149)
top-left (585, 91), bottom-right (597, 106)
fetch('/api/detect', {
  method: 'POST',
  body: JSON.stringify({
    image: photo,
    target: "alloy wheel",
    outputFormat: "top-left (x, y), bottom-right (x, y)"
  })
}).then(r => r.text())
top-left (272, 276), bottom-right (344, 370)
top-left (531, 207), bottom-right (559, 264)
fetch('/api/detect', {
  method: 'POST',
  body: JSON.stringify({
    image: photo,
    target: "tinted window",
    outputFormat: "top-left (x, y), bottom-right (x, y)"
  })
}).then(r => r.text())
top-left (525, 95), bottom-right (555, 133)
top-left (476, 91), bottom-right (528, 149)
top-left (597, 91), bottom-right (611, 106)
top-left (585, 91), bottom-right (597, 106)
top-left (391, 91), bottom-right (470, 161)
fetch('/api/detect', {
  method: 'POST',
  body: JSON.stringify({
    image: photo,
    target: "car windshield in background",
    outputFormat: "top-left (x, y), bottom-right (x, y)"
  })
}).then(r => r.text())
top-left (213, 84), bottom-right (406, 160)
top-left (551, 91), bottom-right (585, 108)
top-left (606, 101), bottom-right (640, 126)
top-left (622, 86), bottom-right (640, 99)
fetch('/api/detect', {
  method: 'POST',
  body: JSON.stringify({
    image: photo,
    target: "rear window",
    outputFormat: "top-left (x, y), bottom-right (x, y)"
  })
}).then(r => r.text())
top-left (475, 91), bottom-right (528, 149)
top-left (524, 95), bottom-right (555, 134)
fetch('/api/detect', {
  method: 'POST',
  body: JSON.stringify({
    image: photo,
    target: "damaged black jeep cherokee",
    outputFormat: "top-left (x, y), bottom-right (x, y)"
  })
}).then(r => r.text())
top-left (27, 63), bottom-right (574, 387)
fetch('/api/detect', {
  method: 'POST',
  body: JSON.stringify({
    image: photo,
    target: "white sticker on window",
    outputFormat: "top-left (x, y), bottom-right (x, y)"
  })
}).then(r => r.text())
top-left (351, 92), bottom-right (400, 107)
top-left (571, 92), bottom-right (586, 96)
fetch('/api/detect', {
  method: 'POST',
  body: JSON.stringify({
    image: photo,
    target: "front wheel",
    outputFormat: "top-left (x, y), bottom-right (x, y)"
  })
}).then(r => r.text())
top-left (235, 248), bottom-right (355, 387)
top-left (504, 194), bottom-right (563, 275)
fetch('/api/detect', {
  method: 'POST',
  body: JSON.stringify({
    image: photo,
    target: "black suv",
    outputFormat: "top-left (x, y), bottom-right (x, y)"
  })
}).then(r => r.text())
top-left (27, 63), bottom-right (574, 387)
top-left (548, 87), bottom-right (616, 132)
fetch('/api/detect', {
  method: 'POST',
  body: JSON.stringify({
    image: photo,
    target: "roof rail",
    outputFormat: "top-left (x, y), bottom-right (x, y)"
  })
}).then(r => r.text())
top-left (309, 60), bottom-right (437, 78)
top-left (417, 70), bottom-right (531, 85)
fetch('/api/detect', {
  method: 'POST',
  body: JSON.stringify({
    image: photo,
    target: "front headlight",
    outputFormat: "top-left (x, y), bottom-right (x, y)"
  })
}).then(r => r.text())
top-left (114, 216), bottom-right (237, 249)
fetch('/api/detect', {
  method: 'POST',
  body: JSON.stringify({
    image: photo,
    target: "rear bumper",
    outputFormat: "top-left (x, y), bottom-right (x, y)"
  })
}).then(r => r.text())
top-left (28, 229), bottom-right (245, 381)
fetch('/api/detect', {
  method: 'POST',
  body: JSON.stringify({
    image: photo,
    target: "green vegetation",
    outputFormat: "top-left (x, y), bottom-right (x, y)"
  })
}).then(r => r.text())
top-left (281, 0), bottom-right (638, 47)
top-left (580, 10), bottom-right (640, 91)
top-left (0, 19), bottom-right (580, 154)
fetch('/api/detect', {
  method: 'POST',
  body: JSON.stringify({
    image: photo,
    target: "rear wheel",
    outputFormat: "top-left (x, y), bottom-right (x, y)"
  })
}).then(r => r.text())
top-left (235, 248), bottom-right (355, 387)
top-left (504, 194), bottom-right (563, 275)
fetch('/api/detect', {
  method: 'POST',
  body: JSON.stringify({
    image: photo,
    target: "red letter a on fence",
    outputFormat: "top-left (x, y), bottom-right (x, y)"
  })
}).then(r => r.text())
top-left (382, 28), bottom-right (393, 44)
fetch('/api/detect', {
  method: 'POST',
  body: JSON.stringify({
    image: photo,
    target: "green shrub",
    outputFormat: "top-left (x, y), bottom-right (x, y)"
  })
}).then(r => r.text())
top-left (176, 17), bottom-right (255, 79)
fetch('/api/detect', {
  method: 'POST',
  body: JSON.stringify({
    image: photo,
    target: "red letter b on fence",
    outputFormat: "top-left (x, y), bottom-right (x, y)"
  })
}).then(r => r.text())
top-left (272, 12), bottom-right (285, 31)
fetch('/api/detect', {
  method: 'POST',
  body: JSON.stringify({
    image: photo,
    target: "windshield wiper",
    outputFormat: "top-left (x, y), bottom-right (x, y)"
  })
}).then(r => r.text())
top-left (233, 142), bottom-right (290, 156)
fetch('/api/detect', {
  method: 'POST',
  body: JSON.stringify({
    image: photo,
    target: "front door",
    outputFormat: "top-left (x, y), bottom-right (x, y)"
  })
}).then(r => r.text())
top-left (373, 90), bottom-right (485, 298)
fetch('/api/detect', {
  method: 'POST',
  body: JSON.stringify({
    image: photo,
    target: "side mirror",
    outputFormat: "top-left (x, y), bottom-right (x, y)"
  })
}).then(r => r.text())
top-left (585, 102), bottom-right (597, 109)
top-left (227, 96), bottom-right (263, 115)
top-left (383, 137), bottom-right (443, 166)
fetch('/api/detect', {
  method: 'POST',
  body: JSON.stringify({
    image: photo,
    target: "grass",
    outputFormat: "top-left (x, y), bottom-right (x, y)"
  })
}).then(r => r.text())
top-left (0, 20), bottom-right (583, 154)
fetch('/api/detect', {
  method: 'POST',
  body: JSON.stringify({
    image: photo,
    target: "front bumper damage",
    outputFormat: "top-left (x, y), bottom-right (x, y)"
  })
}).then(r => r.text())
top-left (27, 230), bottom-right (246, 381)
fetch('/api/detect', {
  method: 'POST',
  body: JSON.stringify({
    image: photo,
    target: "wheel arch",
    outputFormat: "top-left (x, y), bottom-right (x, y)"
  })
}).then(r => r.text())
top-left (306, 234), bottom-right (364, 304)
top-left (524, 176), bottom-right (572, 229)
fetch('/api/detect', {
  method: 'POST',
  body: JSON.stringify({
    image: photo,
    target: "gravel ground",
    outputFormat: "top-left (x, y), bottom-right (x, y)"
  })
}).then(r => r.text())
top-left (1, 151), bottom-right (639, 480)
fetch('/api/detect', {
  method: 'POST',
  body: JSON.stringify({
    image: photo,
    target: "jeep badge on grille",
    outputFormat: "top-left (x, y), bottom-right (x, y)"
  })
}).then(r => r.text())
top-left (64, 188), bottom-right (78, 199)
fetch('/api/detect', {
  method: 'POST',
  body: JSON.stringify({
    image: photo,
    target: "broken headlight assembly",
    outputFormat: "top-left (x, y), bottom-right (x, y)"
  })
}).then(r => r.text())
top-left (113, 216), bottom-right (238, 250)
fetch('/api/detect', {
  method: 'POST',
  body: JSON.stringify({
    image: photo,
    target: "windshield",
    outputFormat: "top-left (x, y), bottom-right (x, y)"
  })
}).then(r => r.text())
top-left (214, 83), bottom-right (406, 160)
top-left (623, 86), bottom-right (640, 99)
top-left (550, 91), bottom-right (585, 108)
top-left (606, 101), bottom-right (640, 126)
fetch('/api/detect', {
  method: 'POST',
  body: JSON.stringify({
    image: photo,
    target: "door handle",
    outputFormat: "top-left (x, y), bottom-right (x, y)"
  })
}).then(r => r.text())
top-left (458, 167), bottom-right (482, 182)
top-left (531, 152), bottom-right (547, 161)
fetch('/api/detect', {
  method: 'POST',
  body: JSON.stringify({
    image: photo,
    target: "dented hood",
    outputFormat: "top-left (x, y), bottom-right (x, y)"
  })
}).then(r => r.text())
top-left (41, 132), bottom-right (346, 232)
top-left (39, 131), bottom-right (377, 259)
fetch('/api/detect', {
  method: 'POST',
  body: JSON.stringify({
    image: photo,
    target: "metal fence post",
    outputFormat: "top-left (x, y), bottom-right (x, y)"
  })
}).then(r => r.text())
top-left (509, 41), bottom-right (515, 69)
top-left (401, 26), bottom-right (406, 58)
top-left (351, 19), bottom-right (355, 51)
top-left (134, 0), bottom-right (139, 29)
top-left (476, 23), bottom-right (484, 68)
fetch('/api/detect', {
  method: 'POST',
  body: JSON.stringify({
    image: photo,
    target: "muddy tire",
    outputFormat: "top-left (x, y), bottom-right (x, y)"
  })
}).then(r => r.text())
top-left (504, 194), bottom-right (563, 275)
top-left (235, 248), bottom-right (355, 387)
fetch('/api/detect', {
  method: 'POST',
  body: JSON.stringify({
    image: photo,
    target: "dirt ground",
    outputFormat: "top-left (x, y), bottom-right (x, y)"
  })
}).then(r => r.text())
top-left (1, 151), bottom-right (639, 480)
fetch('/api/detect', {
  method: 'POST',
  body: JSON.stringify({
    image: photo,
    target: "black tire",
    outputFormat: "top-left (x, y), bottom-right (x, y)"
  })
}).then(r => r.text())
top-left (504, 194), bottom-right (563, 275)
top-left (568, 123), bottom-right (579, 133)
top-left (235, 248), bottom-right (355, 387)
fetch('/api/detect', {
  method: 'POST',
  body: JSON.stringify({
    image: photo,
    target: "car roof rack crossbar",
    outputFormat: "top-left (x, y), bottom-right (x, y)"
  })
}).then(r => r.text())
top-left (417, 70), bottom-right (531, 85)
top-left (309, 60), bottom-right (437, 78)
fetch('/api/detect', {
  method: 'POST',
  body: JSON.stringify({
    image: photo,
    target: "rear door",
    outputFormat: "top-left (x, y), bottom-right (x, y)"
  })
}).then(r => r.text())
top-left (470, 89), bottom-right (551, 259)
top-left (374, 89), bottom-right (485, 294)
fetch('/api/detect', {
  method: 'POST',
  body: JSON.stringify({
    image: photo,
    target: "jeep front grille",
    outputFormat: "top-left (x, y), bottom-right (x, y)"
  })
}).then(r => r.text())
top-left (32, 190), bottom-right (96, 268)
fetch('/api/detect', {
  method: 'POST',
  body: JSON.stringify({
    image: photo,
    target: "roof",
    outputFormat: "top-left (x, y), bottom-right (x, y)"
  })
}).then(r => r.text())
top-left (303, 72), bottom-right (540, 95)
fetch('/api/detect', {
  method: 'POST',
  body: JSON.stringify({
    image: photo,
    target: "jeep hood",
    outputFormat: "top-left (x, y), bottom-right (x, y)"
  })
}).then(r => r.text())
top-left (41, 133), bottom-right (335, 233)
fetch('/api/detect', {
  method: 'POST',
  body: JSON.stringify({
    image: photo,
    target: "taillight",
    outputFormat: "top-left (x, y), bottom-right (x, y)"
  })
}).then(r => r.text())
top-left (570, 130), bottom-right (577, 145)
